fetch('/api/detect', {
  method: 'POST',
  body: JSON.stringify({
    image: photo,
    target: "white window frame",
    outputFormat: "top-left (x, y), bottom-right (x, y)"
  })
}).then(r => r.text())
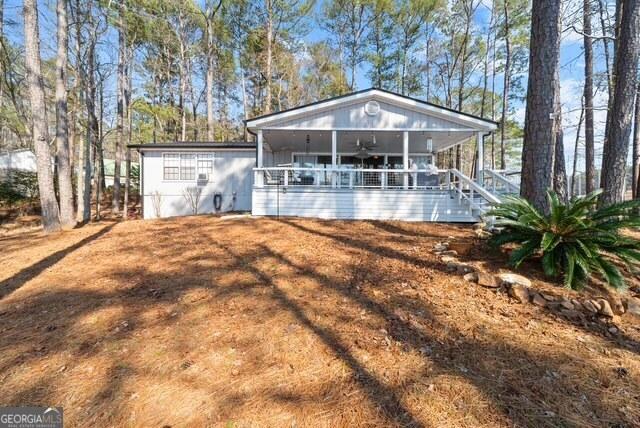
top-left (163, 153), bottom-right (180, 180)
top-left (163, 152), bottom-right (215, 182)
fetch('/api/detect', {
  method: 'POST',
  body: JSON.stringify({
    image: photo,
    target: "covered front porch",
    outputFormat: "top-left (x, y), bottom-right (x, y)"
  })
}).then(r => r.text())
top-left (246, 89), bottom-right (504, 222)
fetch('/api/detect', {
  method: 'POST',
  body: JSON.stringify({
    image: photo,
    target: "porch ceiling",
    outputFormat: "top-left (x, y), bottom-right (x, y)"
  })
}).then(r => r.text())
top-left (262, 129), bottom-right (475, 154)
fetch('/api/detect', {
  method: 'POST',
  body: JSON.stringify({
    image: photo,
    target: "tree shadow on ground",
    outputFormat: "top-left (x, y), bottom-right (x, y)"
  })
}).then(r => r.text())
top-left (269, 218), bottom-right (639, 426)
top-left (0, 222), bottom-right (116, 300)
top-left (366, 220), bottom-right (470, 239)
top-left (1, 217), bottom-right (638, 427)
top-left (264, 245), bottom-right (636, 426)
top-left (290, 218), bottom-right (640, 356)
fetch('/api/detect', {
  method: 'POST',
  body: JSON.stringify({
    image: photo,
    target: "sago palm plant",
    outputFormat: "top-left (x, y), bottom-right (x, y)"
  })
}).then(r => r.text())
top-left (486, 190), bottom-right (640, 290)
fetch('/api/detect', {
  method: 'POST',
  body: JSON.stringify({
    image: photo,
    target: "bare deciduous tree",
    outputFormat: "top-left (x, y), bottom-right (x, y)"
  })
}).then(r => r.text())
top-left (183, 187), bottom-right (203, 215)
top-left (23, 0), bottom-right (61, 232)
top-left (56, 0), bottom-right (76, 229)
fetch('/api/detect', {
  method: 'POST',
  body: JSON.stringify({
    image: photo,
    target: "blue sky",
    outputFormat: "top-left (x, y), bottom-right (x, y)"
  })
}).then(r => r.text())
top-left (4, 0), bottom-right (612, 172)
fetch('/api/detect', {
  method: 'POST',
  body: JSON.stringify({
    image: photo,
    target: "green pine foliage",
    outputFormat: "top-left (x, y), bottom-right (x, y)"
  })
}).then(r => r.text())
top-left (486, 190), bottom-right (640, 290)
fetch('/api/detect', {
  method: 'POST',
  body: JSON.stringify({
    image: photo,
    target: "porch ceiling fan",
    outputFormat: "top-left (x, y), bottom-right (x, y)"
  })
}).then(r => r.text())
top-left (352, 135), bottom-right (377, 159)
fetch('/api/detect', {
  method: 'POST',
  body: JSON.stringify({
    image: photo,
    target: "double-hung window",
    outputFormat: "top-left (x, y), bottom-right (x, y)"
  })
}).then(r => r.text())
top-left (180, 154), bottom-right (196, 180)
top-left (197, 153), bottom-right (214, 178)
top-left (163, 154), bottom-right (180, 180)
top-left (163, 153), bottom-right (214, 181)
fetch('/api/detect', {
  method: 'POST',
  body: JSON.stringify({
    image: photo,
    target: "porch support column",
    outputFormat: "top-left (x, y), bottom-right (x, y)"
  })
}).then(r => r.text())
top-left (256, 129), bottom-right (264, 187)
top-left (476, 131), bottom-right (484, 185)
top-left (331, 130), bottom-right (337, 187)
top-left (403, 131), bottom-right (409, 189)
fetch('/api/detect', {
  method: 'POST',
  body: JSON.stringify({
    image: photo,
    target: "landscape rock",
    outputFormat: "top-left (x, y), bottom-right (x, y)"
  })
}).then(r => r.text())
top-left (531, 293), bottom-right (547, 307)
top-left (608, 296), bottom-right (625, 315)
top-left (434, 243), bottom-right (449, 252)
top-left (570, 299), bottom-right (583, 311)
top-left (596, 298), bottom-right (614, 317)
top-left (582, 300), bottom-right (599, 314)
top-left (441, 255), bottom-right (458, 263)
top-left (541, 293), bottom-right (555, 302)
top-left (478, 273), bottom-right (501, 288)
top-left (456, 264), bottom-right (476, 274)
top-left (508, 284), bottom-right (530, 303)
top-left (560, 309), bottom-right (583, 320)
top-left (463, 272), bottom-right (479, 283)
top-left (626, 297), bottom-right (640, 317)
top-left (446, 262), bottom-right (459, 272)
top-left (498, 272), bottom-right (532, 288)
top-left (440, 250), bottom-right (458, 256)
top-left (559, 299), bottom-right (575, 311)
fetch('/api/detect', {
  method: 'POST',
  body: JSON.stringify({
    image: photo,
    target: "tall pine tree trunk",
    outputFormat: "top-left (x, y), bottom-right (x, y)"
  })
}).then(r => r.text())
top-left (553, 78), bottom-right (568, 201)
top-left (123, 38), bottom-right (133, 219)
top-left (598, 0), bottom-right (613, 97)
top-left (84, 10), bottom-right (98, 221)
top-left (55, 0), bottom-right (75, 228)
top-left (500, 0), bottom-right (511, 170)
top-left (584, 0), bottom-right (596, 193)
top-left (0, 0), bottom-right (3, 149)
top-left (206, 38), bottom-right (215, 140)
top-left (600, 0), bottom-right (640, 206)
top-left (178, 17), bottom-right (187, 141)
top-left (113, 1), bottom-right (126, 214)
top-left (265, 0), bottom-right (273, 113)
top-left (633, 83), bottom-right (640, 198)
top-left (520, 0), bottom-right (562, 212)
top-left (571, 97), bottom-right (584, 198)
top-left (74, 0), bottom-right (90, 223)
top-left (24, 0), bottom-right (61, 232)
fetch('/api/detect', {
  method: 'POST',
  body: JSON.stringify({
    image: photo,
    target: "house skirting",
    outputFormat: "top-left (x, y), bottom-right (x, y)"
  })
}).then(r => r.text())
top-left (252, 188), bottom-right (478, 222)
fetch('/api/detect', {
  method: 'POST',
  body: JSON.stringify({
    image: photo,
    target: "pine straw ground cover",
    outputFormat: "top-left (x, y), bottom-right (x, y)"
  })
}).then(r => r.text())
top-left (0, 216), bottom-right (639, 428)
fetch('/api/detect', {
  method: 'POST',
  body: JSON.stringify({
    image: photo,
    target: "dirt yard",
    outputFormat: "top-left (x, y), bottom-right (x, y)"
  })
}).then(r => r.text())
top-left (1, 216), bottom-right (639, 427)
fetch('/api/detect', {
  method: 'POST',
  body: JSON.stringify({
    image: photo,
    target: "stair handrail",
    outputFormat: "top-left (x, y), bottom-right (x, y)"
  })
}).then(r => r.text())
top-left (484, 169), bottom-right (520, 194)
top-left (448, 169), bottom-right (501, 213)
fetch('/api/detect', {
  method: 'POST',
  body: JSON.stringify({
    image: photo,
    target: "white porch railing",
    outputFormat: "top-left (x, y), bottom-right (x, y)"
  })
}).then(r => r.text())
top-left (483, 169), bottom-right (521, 195)
top-left (254, 167), bottom-right (451, 190)
top-left (253, 167), bottom-right (503, 218)
top-left (448, 168), bottom-right (502, 214)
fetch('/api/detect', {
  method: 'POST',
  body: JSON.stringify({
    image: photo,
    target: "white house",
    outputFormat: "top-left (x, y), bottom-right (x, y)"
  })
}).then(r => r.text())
top-left (246, 88), bottom-right (517, 222)
top-left (0, 148), bottom-right (37, 173)
top-left (129, 142), bottom-right (255, 219)
top-left (134, 88), bottom-right (518, 222)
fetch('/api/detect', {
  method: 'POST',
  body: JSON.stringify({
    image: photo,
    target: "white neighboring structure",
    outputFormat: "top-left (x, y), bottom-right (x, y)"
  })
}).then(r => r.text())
top-left (246, 88), bottom-right (505, 223)
top-left (0, 148), bottom-right (37, 173)
top-left (129, 142), bottom-right (255, 219)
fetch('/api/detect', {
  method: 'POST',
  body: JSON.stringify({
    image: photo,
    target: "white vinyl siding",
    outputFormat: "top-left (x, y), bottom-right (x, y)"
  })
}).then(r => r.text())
top-left (143, 150), bottom-right (255, 219)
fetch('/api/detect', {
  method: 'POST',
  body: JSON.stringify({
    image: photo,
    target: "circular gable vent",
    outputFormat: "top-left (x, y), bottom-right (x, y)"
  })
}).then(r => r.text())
top-left (364, 100), bottom-right (380, 116)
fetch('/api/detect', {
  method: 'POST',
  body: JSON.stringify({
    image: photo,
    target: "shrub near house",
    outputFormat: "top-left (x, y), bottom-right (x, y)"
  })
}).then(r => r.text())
top-left (487, 190), bottom-right (640, 290)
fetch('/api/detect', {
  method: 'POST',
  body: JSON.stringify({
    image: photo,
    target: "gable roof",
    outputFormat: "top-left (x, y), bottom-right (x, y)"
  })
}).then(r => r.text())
top-left (245, 88), bottom-right (498, 131)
